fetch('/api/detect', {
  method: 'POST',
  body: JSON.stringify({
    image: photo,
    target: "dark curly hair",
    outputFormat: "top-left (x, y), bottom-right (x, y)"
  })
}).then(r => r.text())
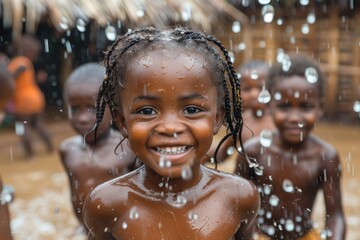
top-left (91, 26), bottom-right (260, 171)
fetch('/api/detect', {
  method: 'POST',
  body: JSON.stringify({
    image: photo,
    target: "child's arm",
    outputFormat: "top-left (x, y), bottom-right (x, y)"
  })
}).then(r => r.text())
top-left (234, 180), bottom-right (260, 240)
top-left (322, 150), bottom-right (346, 240)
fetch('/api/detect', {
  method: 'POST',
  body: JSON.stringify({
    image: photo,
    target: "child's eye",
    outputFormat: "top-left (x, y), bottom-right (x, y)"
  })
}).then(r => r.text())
top-left (137, 107), bottom-right (156, 115)
top-left (183, 106), bottom-right (202, 114)
top-left (300, 103), bottom-right (315, 111)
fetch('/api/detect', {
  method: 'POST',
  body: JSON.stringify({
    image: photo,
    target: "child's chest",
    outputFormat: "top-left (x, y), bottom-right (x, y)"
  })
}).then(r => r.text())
top-left (111, 193), bottom-right (240, 240)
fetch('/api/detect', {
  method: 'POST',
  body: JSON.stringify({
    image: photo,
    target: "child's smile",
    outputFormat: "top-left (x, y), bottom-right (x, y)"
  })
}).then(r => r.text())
top-left (115, 47), bottom-right (223, 179)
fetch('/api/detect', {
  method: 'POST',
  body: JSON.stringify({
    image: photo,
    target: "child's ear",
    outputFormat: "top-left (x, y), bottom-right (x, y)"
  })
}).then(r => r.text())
top-left (213, 106), bottom-right (225, 135)
top-left (113, 111), bottom-right (128, 138)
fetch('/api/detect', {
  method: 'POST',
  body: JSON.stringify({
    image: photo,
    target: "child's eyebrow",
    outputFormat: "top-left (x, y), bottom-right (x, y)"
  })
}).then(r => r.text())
top-left (133, 95), bottom-right (159, 102)
top-left (178, 93), bottom-right (207, 101)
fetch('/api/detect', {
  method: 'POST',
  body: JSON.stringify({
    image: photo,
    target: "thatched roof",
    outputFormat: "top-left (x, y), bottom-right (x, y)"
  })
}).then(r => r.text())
top-left (1, 0), bottom-right (248, 38)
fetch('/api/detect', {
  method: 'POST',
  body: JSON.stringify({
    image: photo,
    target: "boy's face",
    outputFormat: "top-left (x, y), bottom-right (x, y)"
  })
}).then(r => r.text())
top-left (241, 69), bottom-right (266, 111)
top-left (270, 76), bottom-right (321, 145)
top-left (115, 48), bottom-right (224, 179)
top-left (66, 81), bottom-right (111, 142)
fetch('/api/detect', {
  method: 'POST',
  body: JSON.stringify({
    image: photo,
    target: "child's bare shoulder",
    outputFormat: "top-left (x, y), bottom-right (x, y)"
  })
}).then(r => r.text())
top-left (204, 167), bottom-right (259, 206)
top-left (309, 135), bottom-right (339, 162)
top-left (59, 135), bottom-right (83, 154)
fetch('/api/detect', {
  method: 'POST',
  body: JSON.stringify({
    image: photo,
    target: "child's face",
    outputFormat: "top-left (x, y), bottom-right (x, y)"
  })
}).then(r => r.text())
top-left (241, 69), bottom-right (266, 111)
top-left (115, 48), bottom-right (223, 179)
top-left (66, 82), bottom-right (111, 142)
top-left (270, 76), bottom-right (321, 145)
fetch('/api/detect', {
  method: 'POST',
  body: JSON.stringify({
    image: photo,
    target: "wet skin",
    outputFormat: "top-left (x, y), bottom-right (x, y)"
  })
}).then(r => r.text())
top-left (236, 76), bottom-right (346, 239)
top-left (59, 81), bottom-right (136, 230)
top-left (83, 46), bottom-right (260, 240)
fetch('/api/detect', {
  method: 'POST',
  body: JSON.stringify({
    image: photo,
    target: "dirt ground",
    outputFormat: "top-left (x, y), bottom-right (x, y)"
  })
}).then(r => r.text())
top-left (0, 118), bottom-right (359, 240)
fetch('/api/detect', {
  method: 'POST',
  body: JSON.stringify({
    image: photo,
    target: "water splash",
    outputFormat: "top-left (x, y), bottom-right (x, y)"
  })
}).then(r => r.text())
top-left (129, 206), bottom-right (139, 220)
top-left (76, 19), bottom-right (86, 32)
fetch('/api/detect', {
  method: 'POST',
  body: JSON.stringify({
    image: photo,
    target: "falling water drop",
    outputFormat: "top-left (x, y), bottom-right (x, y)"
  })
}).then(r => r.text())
top-left (281, 54), bottom-right (292, 71)
top-left (299, 0), bottom-right (309, 6)
top-left (226, 146), bottom-right (235, 156)
top-left (307, 12), bottom-right (316, 24)
top-left (267, 226), bottom-right (275, 236)
top-left (232, 21), bottom-right (241, 33)
top-left (274, 92), bottom-right (282, 100)
top-left (15, 122), bottom-right (25, 135)
top-left (136, 9), bottom-right (145, 18)
top-left (298, 122), bottom-right (304, 128)
top-left (59, 17), bottom-right (69, 30)
top-left (76, 18), bottom-right (86, 32)
top-left (353, 101), bottom-right (360, 112)
top-left (320, 229), bottom-right (333, 239)
top-left (181, 165), bottom-right (192, 180)
top-left (256, 109), bottom-right (264, 117)
top-left (258, 0), bottom-right (271, 4)
top-left (294, 91), bottom-right (300, 98)
top-left (258, 87), bottom-right (271, 104)
top-left (301, 24), bottom-right (310, 35)
top-left (181, 3), bottom-right (192, 22)
top-left (129, 207), bottom-right (139, 220)
top-left (122, 222), bottom-right (128, 229)
top-left (105, 26), bottom-right (117, 41)
top-left (263, 184), bottom-right (272, 195)
top-left (305, 67), bottom-right (318, 83)
top-left (285, 219), bottom-right (295, 231)
top-left (282, 179), bottom-right (294, 193)
top-left (269, 195), bottom-right (279, 207)
top-left (250, 71), bottom-right (259, 80)
top-left (262, 5), bottom-right (275, 23)
top-left (175, 195), bottom-right (187, 208)
top-left (260, 130), bottom-right (272, 147)
top-left (188, 211), bottom-right (198, 221)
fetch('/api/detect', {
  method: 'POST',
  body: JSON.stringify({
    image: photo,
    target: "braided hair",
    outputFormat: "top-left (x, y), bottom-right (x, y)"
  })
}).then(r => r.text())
top-left (92, 26), bottom-right (261, 172)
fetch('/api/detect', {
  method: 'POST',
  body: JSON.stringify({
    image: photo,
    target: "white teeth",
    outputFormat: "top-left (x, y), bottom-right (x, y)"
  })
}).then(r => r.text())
top-left (156, 146), bottom-right (187, 154)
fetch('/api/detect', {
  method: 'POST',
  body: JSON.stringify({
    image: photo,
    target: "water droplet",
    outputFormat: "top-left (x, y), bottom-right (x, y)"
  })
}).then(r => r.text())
top-left (305, 67), bottom-right (318, 83)
top-left (159, 155), bottom-right (171, 168)
top-left (285, 219), bottom-right (295, 231)
top-left (267, 226), bottom-right (275, 236)
top-left (175, 195), bottom-right (187, 208)
top-left (298, 122), bottom-right (304, 128)
top-left (237, 42), bottom-right (246, 51)
top-left (15, 121), bottom-right (25, 135)
top-left (307, 12), bottom-right (316, 24)
top-left (59, 17), bottom-right (69, 30)
top-left (136, 10), bottom-right (145, 18)
top-left (105, 26), bottom-right (117, 41)
top-left (258, 0), bottom-right (271, 4)
top-left (281, 54), bottom-right (292, 71)
top-left (269, 195), bottom-right (279, 207)
top-left (260, 130), bottom-right (272, 147)
top-left (274, 92), bottom-right (282, 100)
top-left (299, 0), bottom-right (309, 6)
top-left (295, 216), bottom-right (302, 222)
top-left (250, 71), bottom-right (259, 80)
top-left (181, 3), bottom-right (192, 21)
top-left (181, 165), bottom-right (192, 180)
top-left (188, 211), bottom-right (198, 221)
top-left (232, 21), bottom-right (241, 33)
top-left (265, 211), bottom-right (272, 219)
top-left (353, 101), bottom-right (360, 112)
top-left (226, 146), bottom-right (235, 156)
top-left (263, 184), bottom-right (272, 195)
top-left (256, 109), bottom-right (264, 117)
top-left (104, 227), bottom-right (109, 232)
top-left (320, 229), bottom-right (333, 239)
top-left (44, 39), bottom-right (49, 53)
top-left (228, 51), bottom-right (235, 63)
top-left (301, 24), bottom-right (310, 35)
top-left (262, 5), bottom-right (275, 23)
top-left (294, 91), bottom-right (300, 98)
top-left (122, 222), bottom-right (128, 229)
top-left (282, 179), bottom-right (294, 193)
top-left (76, 18), bottom-right (86, 32)
top-left (277, 18), bottom-right (284, 25)
top-left (129, 207), bottom-right (139, 220)
top-left (258, 87), bottom-right (271, 104)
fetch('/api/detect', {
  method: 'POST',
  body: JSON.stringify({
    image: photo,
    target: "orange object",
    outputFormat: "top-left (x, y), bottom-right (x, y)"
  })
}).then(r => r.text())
top-left (7, 56), bottom-right (45, 115)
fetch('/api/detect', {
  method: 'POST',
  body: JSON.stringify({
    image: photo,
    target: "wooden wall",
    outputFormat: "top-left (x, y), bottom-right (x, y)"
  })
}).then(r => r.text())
top-left (215, 8), bottom-right (360, 122)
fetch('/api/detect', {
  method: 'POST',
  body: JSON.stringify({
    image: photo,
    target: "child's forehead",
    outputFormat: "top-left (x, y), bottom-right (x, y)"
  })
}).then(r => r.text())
top-left (66, 81), bottom-right (99, 97)
top-left (272, 75), bottom-right (319, 95)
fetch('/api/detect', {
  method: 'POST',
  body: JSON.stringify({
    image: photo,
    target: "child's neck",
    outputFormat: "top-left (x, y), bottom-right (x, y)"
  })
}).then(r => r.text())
top-left (142, 164), bottom-right (203, 194)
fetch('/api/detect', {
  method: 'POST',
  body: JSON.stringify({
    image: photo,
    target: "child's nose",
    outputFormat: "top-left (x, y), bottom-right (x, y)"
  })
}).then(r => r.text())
top-left (156, 118), bottom-right (185, 136)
